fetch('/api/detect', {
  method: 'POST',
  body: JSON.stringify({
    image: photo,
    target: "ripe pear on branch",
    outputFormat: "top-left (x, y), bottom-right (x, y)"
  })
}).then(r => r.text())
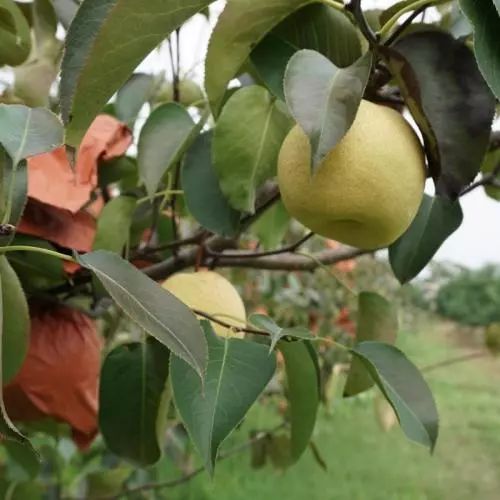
top-left (163, 271), bottom-right (246, 338)
top-left (278, 100), bottom-right (426, 250)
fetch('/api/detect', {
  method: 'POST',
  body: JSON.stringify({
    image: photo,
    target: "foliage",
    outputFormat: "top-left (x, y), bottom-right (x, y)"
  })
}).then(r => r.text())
top-left (436, 266), bottom-right (500, 326)
top-left (0, 0), bottom-right (498, 496)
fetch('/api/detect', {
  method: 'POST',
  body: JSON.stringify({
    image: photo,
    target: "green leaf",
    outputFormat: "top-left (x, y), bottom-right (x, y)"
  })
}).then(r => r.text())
top-left (8, 236), bottom-right (65, 292)
top-left (93, 196), bottom-right (136, 254)
top-left (77, 250), bottom-right (207, 380)
top-left (481, 149), bottom-right (500, 200)
top-left (115, 73), bottom-right (155, 126)
top-left (205, 0), bottom-right (317, 115)
top-left (0, 256), bottom-right (29, 384)
top-left (171, 322), bottom-right (277, 475)
top-left (379, 0), bottom-right (415, 26)
top-left (251, 4), bottom-right (361, 101)
top-left (86, 467), bottom-right (132, 500)
top-left (0, 261), bottom-right (36, 458)
top-left (213, 86), bottom-right (292, 213)
top-left (182, 132), bottom-right (241, 237)
top-left (250, 35), bottom-right (296, 101)
top-left (251, 200), bottom-right (290, 250)
top-left (98, 155), bottom-right (138, 191)
top-left (459, 0), bottom-right (500, 100)
top-left (344, 292), bottom-right (398, 397)
top-left (272, 3), bottom-right (361, 68)
top-left (389, 194), bottom-right (463, 284)
top-left (279, 340), bottom-right (320, 462)
top-left (60, 0), bottom-right (214, 147)
top-left (284, 50), bottom-right (372, 172)
top-left (0, 105), bottom-right (63, 166)
top-left (0, 151), bottom-right (27, 248)
top-left (4, 441), bottom-right (41, 480)
top-left (383, 31), bottom-right (495, 197)
top-left (248, 314), bottom-right (313, 353)
top-left (0, 0), bottom-right (31, 66)
top-left (351, 341), bottom-right (439, 451)
top-left (99, 338), bottom-right (170, 466)
top-left (138, 103), bottom-right (195, 198)
top-left (5, 481), bottom-right (43, 500)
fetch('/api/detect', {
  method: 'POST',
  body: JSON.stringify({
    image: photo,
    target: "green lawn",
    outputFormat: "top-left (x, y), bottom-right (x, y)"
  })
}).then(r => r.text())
top-left (164, 318), bottom-right (500, 500)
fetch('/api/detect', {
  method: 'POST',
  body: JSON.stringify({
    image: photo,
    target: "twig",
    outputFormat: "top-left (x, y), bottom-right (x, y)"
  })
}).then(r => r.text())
top-left (422, 351), bottom-right (488, 373)
top-left (460, 163), bottom-right (500, 197)
top-left (346, 0), bottom-right (379, 46)
top-left (96, 424), bottom-right (285, 500)
top-left (138, 231), bottom-right (209, 256)
top-left (384, 5), bottom-right (428, 46)
top-left (206, 232), bottom-right (314, 260)
top-left (191, 309), bottom-right (271, 337)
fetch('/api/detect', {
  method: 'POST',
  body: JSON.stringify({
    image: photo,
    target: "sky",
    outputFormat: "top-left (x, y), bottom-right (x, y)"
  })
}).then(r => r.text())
top-left (137, 0), bottom-right (500, 269)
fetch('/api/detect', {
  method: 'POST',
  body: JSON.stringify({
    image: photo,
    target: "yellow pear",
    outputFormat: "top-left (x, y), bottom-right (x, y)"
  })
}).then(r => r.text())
top-left (278, 100), bottom-right (426, 250)
top-left (162, 271), bottom-right (246, 338)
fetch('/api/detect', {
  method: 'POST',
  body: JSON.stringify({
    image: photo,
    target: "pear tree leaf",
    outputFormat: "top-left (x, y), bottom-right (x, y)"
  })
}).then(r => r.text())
top-left (213, 86), bottom-right (292, 213)
top-left (344, 292), bottom-right (398, 397)
top-left (351, 341), bottom-right (439, 451)
top-left (279, 340), bottom-right (320, 462)
top-left (182, 132), bottom-right (241, 237)
top-left (459, 0), bottom-right (500, 100)
top-left (205, 0), bottom-right (318, 115)
top-left (7, 236), bottom-right (65, 292)
top-left (379, 0), bottom-right (416, 26)
top-left (0, 105), bottom-right (63, 166)
top-left (138, 103), bottom-right (195, 198)
top-left (0, 262), bottom-right (36, 458)
top-left (0, 256), bottom-right (30, 384)
top-left (284, 50), bottom-right (372, 172)
top-left (115, 73), bottom-right (156, 126)
top-left (382, 30), bottom-right (495, 197)
top-left (0, 0), bottom-right (31, 66)
top-left (93, 196), bottom-right (137, 254)
top-left (272, 3), bottom-right (361, 68)
top-left (171, 322), bottom-right (277, 475)
top-left (0, 150), bottom-right (27, 248)
top-left (251, 200), bottom-right (290, 250)
top-left (249, 314), bottom-right (313, 353)
top-left (389, 194), bottom-right (463, 284)
top-left (481, 149), bottom-right (500, 201)
top-left (99, 338), bottom-right (170, 466)
top-left (251, 4), bottom-right (362, 101)
top-left (77, 250), bottom-right (207, 380)
top-left (60, 0), bottom-right (215, 147)
top-left (250, 35), bottom-right (296, 101)
top-left (86, 467), bottom-right (132, 499)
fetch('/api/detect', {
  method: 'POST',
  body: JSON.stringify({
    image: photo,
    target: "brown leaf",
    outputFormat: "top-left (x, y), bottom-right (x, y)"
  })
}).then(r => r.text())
top-left (18, 199), bottom-right (96, 252)
top-left (3, 305), bottom-right (103, 449)
top-left (27, 115), bottom-right (132, 214)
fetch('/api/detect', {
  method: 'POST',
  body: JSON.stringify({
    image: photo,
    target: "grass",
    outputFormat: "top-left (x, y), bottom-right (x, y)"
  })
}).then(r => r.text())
top-left (162, 317), bottom-right (500, 500)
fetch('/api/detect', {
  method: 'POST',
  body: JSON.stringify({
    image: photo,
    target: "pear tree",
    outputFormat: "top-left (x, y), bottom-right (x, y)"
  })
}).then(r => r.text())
top-left (0, 0), bottom-right (498, 496)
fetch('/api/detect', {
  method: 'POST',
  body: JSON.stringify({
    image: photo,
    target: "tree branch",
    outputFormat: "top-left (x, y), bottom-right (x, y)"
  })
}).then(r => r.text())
top-left (206, 232), bottom-right (314, 259)
top-left (144, 238), bottom-right (368, 280)
top-left (97, 424), bottom-right (285, 500)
